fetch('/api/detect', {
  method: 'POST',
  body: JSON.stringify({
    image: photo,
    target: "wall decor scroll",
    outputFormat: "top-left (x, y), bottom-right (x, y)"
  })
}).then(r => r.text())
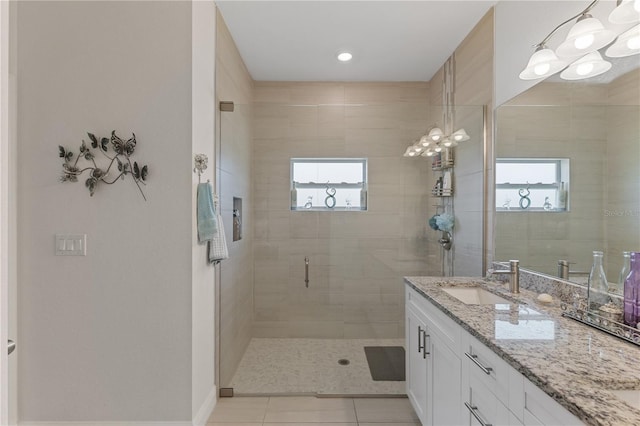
top-left (59, 131), bottom-right (149, 200)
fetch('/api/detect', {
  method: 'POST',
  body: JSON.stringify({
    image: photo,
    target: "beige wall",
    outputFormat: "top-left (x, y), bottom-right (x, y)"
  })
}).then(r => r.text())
top-left (215, 12), bottom-right (254, 388)
top-left (252, 82), bottom-right (431, 339)
top-left (428, 9), bottom-right (494, 276)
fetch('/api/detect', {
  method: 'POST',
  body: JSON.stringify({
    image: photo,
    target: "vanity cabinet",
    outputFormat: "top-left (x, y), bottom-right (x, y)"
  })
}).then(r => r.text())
top-left (406, 288), bottom-right (462, 426)
top-left (405, 285), bottom-right (583, 426)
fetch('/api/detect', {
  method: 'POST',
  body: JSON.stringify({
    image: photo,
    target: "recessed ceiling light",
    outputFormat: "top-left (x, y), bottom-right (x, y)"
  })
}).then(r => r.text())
top-left (337, 52), bottom-right (353, 62)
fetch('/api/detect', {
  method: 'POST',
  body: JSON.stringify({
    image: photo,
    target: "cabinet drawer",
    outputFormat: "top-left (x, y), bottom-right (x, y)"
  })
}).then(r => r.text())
top-left (465, 334), bottom-right (510, 403)
top-left (523, 378), bottom-right (584, 426)
top-left (466, 371), bottom-right (510, 426)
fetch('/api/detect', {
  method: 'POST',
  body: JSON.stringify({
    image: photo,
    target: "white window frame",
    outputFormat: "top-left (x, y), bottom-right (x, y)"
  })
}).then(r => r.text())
top-left (290, 158), bottom-right (368, 211)
top-left (496, 158), bottom-right (569, 212)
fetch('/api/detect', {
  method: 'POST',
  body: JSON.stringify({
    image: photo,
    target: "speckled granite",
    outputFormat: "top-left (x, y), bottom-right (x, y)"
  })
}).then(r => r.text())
top-left (490, 262), bottom-right (623, 307)
top-left (404, 276), bottom-right (640, 426)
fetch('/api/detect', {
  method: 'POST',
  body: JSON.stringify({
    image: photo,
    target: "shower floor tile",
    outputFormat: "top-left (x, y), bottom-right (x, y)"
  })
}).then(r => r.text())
top-left (228, 338), bottom-right (406, 396)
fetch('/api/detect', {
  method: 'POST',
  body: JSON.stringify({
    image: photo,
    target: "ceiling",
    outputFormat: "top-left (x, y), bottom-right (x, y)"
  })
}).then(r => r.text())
top-left (215, 1), bottom-right (497, 82)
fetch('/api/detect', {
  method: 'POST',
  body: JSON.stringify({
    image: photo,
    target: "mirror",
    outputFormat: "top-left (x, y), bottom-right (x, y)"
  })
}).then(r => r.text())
top-left (494, 67), bottom-right (640, 294)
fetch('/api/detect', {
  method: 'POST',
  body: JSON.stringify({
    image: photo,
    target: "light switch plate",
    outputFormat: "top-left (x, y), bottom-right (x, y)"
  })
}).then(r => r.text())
top-left (55, 234), bottom-right (86, 256)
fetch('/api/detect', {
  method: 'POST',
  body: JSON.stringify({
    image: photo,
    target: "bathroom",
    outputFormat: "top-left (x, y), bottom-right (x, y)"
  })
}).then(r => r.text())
top-left (2, 0), bottom-right (639, 425)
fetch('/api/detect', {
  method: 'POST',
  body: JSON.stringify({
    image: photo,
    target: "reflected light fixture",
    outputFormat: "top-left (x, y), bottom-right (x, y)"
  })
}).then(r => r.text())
top-left (609, 0), bottom-right (640, 24)
top-left (403, 126), bottom-right (471, 158)
top-left (560, 51), bottom-right (612, 80)
top-left (606, 24), bottom-right (640, 57)
top-left (519, 0), bottom-right (636, 81)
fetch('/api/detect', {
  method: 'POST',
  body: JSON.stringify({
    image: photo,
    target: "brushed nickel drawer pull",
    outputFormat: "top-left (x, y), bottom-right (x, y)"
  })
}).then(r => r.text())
top-left (465, 402), bottom-right (493, 426)
top-left (465, 351), bottom-right (493, 375)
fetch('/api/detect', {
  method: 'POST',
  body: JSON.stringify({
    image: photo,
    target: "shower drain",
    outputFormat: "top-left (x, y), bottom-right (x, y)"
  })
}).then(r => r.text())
top-left (338, 358), bottom-right (350, 366)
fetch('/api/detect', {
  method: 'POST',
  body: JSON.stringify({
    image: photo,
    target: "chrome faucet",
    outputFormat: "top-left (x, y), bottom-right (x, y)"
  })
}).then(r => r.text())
top-left (557, 260), bottom-right (590, 280)
top-left (488, 260), bottom-right (520, 294)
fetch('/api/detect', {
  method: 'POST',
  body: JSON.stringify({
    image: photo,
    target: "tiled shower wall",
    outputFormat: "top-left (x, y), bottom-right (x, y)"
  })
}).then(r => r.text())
top-left (252, 82), bottom-right (434, 339)
top-left (216, 13), bottom-right (254, 388)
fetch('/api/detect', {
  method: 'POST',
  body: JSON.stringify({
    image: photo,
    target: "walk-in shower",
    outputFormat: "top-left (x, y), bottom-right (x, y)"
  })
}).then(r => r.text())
top-left (215, 84), bottom-right (486, 396)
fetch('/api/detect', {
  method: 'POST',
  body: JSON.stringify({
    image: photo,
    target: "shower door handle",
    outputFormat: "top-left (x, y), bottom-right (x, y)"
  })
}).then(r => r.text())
top-left (304, 257), bottom-right (309, 288)
top-left (8, 339), bottom-right (16, 355)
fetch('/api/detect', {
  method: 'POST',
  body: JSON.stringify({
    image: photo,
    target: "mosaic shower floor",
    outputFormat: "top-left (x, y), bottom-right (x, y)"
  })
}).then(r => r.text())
top-left (228, 338), bottom-right (407, 396)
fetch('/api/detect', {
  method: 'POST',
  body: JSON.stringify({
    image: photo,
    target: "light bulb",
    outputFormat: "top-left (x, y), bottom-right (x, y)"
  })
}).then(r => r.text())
top-left (576, 62), bottom-right (594, 76)
top-left (431, 135), bottom-right (441, 142)
top-left (337, 52), bottom-right (352, 62)
top-left (574, 33), bottom-right (595, 50)
top-left (408, 151), bottom-right (417, 157)
top-left (434, 146), bottom-right (443, 153)
top-left (534, 63), bottom-right (551, 76)
top-left (628, 35), bottom-right (640, 49)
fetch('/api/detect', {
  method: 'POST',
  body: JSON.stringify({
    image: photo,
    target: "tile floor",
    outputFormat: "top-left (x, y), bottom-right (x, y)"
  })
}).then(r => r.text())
top-left (207, 396), bottom-right (420, 425)
top-left (228, 338), bottom-right (406, 395)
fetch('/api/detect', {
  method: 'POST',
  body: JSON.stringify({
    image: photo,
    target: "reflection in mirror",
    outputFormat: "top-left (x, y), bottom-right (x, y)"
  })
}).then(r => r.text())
top-left (495, 68), bottom-right (640, 296)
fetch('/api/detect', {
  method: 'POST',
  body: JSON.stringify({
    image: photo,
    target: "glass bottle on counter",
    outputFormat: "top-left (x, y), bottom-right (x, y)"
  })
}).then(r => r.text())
top-left (617, 251), bottom-right (631, 294)
top-left (587, 251), bottom-right (609, 312)
top-left (624, 252), bottom-right (640, 327)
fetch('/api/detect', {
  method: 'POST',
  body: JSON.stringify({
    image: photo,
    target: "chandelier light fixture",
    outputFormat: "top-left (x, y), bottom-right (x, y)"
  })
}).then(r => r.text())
top-left (519, 0), bottom-right (640, 81)
top-left (403, 126), bottom-right (470, 158)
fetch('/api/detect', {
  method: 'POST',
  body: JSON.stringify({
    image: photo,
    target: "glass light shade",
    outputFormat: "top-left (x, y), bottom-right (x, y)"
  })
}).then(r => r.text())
top-left (419, 134), bottom-right (432, 147)
top-left (421, 149), bottom-right (436, 157)
top-left (560, 51), bottom-right (612, 80)
top-left (451, 128), bottom-right (470, 142)
top-left (403, 145), bottom-right (422, 157)
top-left (428, 127), bottom-right (444, 142)
top-left (605, 24), bottom-right (640, 57)
top-left (556, 16), bottom-right (617, 57)
top-left (519, 47), bottom-right (568, 80)
top-left (441, 138), bottom-right (458, 148)
top-left (434, 145), bottom-right (443, 153)
top-left (609, 0), bottom-right (640, 25)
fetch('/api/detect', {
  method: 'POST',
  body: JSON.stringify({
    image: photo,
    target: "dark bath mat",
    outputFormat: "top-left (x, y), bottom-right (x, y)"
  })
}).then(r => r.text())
top-left (364, 346), bottom-right (406, 381)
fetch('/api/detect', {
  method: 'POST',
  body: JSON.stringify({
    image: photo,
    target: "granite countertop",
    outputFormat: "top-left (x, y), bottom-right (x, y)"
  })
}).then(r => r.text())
top-left (404, 276), bottom-right (640, 426)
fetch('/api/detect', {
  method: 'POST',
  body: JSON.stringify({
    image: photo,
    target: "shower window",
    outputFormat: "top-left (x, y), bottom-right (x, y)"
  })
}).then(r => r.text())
top-left (291, 158), bottom-right (367, 211)
top-left (496, 158), bottom-right (569, 212)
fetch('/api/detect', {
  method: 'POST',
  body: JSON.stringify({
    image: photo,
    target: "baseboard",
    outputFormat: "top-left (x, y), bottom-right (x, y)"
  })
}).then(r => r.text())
top-left (19, 422), bottom-right (191, 426)
top-left (17, 387), bottom-right (217, 426)
top-left (192, 385), bottom-right (217, 426)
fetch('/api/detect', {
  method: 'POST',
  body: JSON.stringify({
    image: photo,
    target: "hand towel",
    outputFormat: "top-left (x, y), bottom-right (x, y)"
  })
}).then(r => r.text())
top-left (197, 182), bottom-right (217, 243)
top-left (208, 193), bottom-right (229, 264)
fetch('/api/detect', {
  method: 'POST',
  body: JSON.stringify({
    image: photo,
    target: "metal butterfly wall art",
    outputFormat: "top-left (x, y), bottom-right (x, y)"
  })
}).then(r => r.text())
top-left (59, 130), bottom-right (149, 200)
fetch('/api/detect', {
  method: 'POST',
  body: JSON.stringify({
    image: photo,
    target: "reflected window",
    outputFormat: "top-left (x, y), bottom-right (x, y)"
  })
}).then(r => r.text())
top-left (496, 158), bottom-right (569, 212)
top-left (291, 158), bottom-right (367, 211)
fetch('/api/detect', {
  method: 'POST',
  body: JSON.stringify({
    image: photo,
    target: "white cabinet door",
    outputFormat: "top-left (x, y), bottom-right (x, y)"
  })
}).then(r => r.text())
top-left (406, 302), bottom-right (429, 425)
top-left (430, 331), bottom-right (462, 426)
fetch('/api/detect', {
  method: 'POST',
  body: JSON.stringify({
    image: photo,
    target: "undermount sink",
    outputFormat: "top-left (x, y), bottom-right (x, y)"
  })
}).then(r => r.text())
top-left (610, 390), bottom-right (640, 410)
top-left (442, 287), bottom-right (512, 305)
